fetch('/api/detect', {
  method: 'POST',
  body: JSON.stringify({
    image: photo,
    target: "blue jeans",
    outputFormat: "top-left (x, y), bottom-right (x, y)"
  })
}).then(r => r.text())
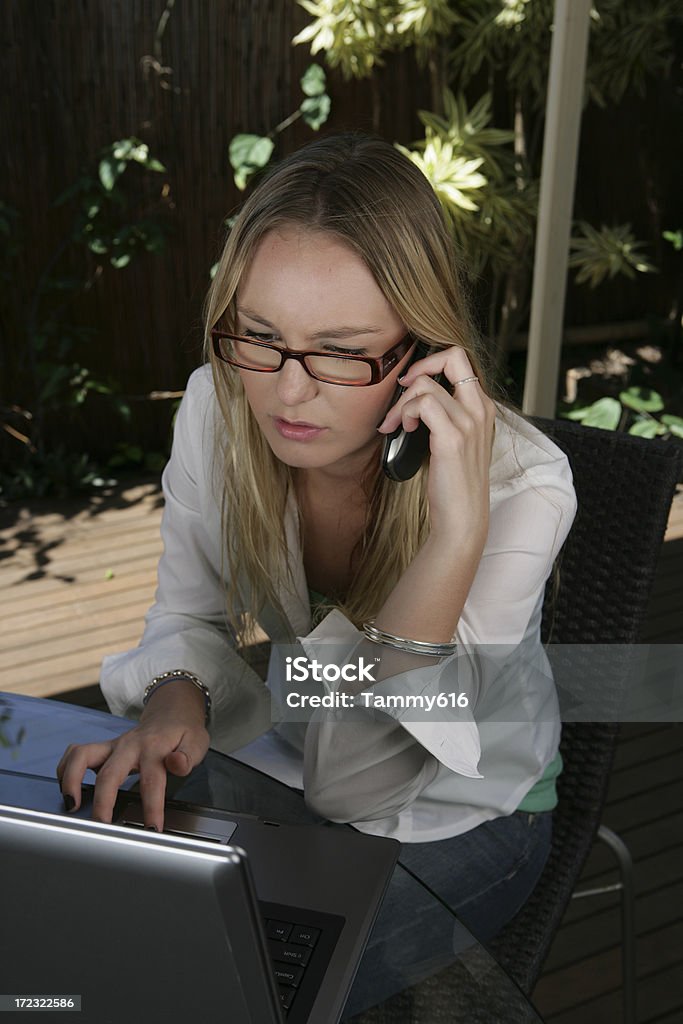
top-left (343, 810), bottom-right (553, 1019)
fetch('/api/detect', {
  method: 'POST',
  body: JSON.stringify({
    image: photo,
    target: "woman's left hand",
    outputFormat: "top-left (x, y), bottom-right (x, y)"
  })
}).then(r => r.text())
top-left (377, 346), bottom-right (497, 543)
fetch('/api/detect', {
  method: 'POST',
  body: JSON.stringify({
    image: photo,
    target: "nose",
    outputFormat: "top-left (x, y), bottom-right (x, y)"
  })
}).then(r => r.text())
top-left (275, 356), bottom-right (320, 406)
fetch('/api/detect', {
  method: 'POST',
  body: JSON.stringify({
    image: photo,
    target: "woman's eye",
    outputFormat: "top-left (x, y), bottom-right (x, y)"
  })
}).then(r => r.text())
top-left (244, 330), bottom-right (276, 343)
top-left (325, 346), bottom-right (364, 357)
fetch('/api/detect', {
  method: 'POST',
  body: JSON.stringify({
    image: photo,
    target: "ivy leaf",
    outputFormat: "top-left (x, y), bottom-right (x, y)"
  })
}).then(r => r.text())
top-left (661, 414), bottom-right (683, 438)
top-left (300, 63), bottom-right (326, 96)
top-left (300, 94), bottom-right (331, 130)
top-left (98, 158), bottom-right (126, 191)
top-left (628, 418), bottom-right (666, 438)
top-left (662, 229), bottom-right (683, 251)
top-left (619, 387), bottom-right (664, 413)
top-left (110, 252), bottom-right (131, 269)
top-left (229, 134), bottom-right (274, 190)
top-left (580, 397), bottom-right (622, 430)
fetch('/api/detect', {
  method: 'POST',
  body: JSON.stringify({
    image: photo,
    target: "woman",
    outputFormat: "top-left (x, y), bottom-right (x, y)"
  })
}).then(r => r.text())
top-left (57, 132), bottom-right (576, 1015)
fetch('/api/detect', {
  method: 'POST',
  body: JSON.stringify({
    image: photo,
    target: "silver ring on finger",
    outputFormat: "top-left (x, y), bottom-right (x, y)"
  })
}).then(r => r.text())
top-left (453, 376), bottom-right (479, 388)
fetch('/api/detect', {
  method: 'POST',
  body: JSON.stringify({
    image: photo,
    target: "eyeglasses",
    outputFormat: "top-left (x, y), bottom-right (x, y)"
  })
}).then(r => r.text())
top-left (210, 329), bottom-right (415, 386)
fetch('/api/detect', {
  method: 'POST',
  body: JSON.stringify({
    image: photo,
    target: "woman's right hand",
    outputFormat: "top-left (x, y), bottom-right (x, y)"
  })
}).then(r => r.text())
top-left (56, 680), bottom-right (210, 832)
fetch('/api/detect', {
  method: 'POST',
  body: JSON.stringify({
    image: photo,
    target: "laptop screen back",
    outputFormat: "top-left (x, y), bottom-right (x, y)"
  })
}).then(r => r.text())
top-left (0, 804), bottom-right (283, 1024)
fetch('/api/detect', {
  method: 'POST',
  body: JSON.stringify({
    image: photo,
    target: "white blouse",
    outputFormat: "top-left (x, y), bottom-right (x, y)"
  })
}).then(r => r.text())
top-left (101, 365), bottom-right (577, 843)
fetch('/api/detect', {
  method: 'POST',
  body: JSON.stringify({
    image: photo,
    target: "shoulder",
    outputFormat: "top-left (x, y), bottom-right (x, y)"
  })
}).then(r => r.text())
top-left (182, 364), bottom-right (215, 412)
top-left (173, 364), bottom-right (220, 443)
top-left (166, 364), bottom-right (224, 498)
top-left (489, 403), bottom-right (577, 522)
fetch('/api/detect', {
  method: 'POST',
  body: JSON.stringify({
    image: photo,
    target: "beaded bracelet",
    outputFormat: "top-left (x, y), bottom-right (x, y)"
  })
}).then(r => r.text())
top-left (142, 670), bottom-right (212, 725)
top-left (362, 620), bottom-right (457, 658)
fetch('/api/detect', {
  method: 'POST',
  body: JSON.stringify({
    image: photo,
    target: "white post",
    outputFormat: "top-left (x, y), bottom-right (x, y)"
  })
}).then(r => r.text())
top-left (522, 0), bottom-right (592, 417)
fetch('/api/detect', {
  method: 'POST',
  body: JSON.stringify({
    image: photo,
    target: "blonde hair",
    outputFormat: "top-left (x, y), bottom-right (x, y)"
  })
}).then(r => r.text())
top-left (203, 132), bottom-right (501, 641)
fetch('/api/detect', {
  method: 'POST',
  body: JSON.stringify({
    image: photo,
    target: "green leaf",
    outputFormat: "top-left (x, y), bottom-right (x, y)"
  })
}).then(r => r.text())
top-left (229, 134), bottom-right (275, 190)
top-left (110, 253), bottom-right (131, 269)
top-left (98, 158), bottom-right (126, 191)
top-left (559, 406), bottom-right (591, 421)
top-left (619, 387), bottom-right (664, 413)
top-left (300, 94), bottom-right (331, 130)
top-left (145, 158), bottom-right (166, 172)
top-left (661, 414), bottom-right (683, 438)
top-left (663, 229), bottom-right (683, 252)
top-left (628, 419), bottom-right (666, 438)
top-left (112, 139), bottom-right (135, 160)
top-left (580, 397), bottom-right (622, 430)
top-left (300, 63), bottom-right (326, 96)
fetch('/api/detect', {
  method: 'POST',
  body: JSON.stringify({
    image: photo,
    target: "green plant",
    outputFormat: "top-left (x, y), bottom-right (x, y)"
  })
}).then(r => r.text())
top-left (569, 222), bottom-right (656, 288)
top-left (559, 386), bottom-right (683, 439)
top-left (229, 64), bottom-right (331, 192)
top-left (1, 138), bottom-right (170, 500)
top-left (292, 0), bottom-right (680, 374)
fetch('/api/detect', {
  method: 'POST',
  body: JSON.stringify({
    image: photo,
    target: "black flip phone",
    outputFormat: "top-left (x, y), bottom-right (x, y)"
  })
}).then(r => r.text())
top-left (381, 343), bottom-right (450, 482)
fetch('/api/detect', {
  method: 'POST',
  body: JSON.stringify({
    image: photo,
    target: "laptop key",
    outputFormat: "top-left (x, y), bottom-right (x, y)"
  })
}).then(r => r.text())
top-left (290, 925), bottom-right (320, 947)
top-left (267, 919), bottom-right (293, 941)
top-left (269, 939), bottom-right (312, 967)
top-left (278, 986), bottom-right (296, 1011)
top-left (273, 963), bottom-right (304, 987)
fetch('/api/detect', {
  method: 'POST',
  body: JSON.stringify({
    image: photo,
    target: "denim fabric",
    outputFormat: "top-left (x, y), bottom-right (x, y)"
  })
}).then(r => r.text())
top-left (343, 810), bottom-right (552, 1019)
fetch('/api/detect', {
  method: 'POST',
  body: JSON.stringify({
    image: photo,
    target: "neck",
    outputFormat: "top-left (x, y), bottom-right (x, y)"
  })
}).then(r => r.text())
top-left (295, 450), bottom-right (379, 502)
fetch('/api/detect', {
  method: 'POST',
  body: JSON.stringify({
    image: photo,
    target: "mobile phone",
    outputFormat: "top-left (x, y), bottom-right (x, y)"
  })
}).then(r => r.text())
top-left (381, 343), bottom-right (451, 481)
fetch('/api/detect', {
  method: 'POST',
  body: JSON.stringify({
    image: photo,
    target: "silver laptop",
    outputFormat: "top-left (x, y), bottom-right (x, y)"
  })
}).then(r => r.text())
top-left (0, 773), bottom-right (399, 1024)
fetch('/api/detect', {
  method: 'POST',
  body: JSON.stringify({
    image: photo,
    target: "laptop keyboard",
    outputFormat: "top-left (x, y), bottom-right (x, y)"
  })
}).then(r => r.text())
top-left (258, 901), bottom-right (345, 1020)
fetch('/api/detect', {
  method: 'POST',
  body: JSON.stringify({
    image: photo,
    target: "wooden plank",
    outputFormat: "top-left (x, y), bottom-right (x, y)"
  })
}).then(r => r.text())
top-left (2, 589), bottom-right (158, 651)
top-left (0, 536), bottom-right (164, 590)
top-left (5, 517), bottom-right (163, 561)
top-left (598, 779), bottom-right (682, 833)
top-left (605, 750), bottom-right (683, 802)
top-left (543, 879), bottom-right (683, 970)
top-left (2, 505), bottom-right (164, 545)
top-left (0, 618), bottom-right (148, 686)
top-left (559, 844), bottom-right (683, 927)
top-left (611, 725), bottom-right (682, 770)
top-left (17, 664), bottom-right (110, 698)
top-left (1, 601), bottom-right (154, 667)
top-left (540, 963), bottom-right (683, 1023)
top-left (0, 568), bottom-right (160, 619)
top-left (1, 581), bottom-right (158, 634)
top-left (534, 920), bottom-right (683, 1016)
top-left (577, 813), bottom-right (683, 888)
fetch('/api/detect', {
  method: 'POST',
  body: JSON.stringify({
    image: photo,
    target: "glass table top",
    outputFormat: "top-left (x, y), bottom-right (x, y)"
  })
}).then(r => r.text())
top-left (0, 690), bottom-right (544, 1023)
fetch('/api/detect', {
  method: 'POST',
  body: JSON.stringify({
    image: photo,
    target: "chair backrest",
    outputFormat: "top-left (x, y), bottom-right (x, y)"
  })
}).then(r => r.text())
top-left (350, 420), bottom-right (681, 1023)
top-left (487, 418), bottom-right (682, 990)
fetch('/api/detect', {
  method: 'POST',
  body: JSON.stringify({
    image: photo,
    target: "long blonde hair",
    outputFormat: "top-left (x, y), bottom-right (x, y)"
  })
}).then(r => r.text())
top-left (203, 132), bottom-right (500, 641)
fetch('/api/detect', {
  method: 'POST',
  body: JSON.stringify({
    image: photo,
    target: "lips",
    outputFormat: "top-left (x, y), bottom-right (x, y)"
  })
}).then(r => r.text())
top-left (272, 416), bottom-right (327, 441)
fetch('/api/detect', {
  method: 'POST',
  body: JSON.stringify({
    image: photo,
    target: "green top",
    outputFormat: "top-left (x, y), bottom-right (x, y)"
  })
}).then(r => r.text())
top-left (307, 585), bottom-right (560, 812)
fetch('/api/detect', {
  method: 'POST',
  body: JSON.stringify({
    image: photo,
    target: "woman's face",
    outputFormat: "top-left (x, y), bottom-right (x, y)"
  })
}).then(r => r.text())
top-left (233, 226), bottom-right (413, 479)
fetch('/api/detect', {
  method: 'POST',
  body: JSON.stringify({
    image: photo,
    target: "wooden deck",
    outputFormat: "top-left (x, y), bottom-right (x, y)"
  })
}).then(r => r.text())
top-left (0, 472), bottom-right (681, 1023)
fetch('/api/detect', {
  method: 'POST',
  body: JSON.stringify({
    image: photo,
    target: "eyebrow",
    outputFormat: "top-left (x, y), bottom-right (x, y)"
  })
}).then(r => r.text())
top-left (237, 305), bottom-right (385, 341)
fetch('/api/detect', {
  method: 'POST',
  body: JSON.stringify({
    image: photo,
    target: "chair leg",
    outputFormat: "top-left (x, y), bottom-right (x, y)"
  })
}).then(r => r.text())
top-left (597, 825), bottom-right (637, 1024)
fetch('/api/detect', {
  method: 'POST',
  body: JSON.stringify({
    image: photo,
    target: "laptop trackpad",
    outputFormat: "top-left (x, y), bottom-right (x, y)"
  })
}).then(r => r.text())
top-left (116, 797), bottom-right (238, 845)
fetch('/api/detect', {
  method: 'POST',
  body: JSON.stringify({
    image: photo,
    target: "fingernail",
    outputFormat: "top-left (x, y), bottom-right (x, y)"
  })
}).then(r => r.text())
top-left (397, 374), bottom-right (407, 384)
top-left (63, 794), bottom-right (75, 812)
top-left (145, 825), bottom-right (158, 832)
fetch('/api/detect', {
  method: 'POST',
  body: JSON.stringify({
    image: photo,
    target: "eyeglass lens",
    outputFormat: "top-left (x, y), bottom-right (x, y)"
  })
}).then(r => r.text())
top-left (219, 336), bottom-right (374, 385)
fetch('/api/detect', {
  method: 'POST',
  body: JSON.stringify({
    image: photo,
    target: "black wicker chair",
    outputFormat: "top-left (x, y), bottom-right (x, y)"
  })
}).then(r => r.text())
top-left (352, 419), bottom-right (682, 1024)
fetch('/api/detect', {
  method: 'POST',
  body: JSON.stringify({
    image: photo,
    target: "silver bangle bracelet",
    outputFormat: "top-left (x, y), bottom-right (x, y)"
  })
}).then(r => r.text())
top-left (142, 670), bottom-right (212, 725)
top-left (362, 620), bottom-right (457, 658)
